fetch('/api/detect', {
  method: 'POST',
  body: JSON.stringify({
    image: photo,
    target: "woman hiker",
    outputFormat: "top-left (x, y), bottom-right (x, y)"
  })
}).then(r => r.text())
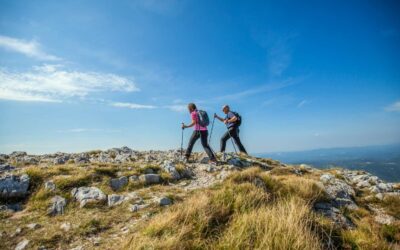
top-left (182, 103), bottom-right (217, 163)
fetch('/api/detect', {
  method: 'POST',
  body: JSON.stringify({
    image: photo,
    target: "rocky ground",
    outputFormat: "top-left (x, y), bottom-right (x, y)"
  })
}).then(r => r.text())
top-left (0, 147), bottom-right (399, 249)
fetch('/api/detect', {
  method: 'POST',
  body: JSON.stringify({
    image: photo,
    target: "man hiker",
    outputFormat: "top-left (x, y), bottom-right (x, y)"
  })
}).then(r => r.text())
top-left (182, 103), bottom-right (217, 163)
top-left (214, 105), bottom-right (248, 155)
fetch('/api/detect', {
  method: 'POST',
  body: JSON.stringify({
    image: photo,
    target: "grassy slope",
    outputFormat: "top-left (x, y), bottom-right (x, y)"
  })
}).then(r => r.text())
top-left (125, 167), bottom-right (400, 250)
top-left (0, 158), bottom-right (399, 249)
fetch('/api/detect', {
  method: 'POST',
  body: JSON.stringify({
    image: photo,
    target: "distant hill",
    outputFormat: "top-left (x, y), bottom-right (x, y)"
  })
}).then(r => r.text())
top-left (256, 144), bottom-right (400, 182)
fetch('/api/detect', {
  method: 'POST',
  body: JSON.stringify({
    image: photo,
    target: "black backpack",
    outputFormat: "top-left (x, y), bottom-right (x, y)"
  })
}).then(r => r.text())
top-left (197, 110), bottom-right (210, 127)
top-left (231, 111), bottom-right (242, 127)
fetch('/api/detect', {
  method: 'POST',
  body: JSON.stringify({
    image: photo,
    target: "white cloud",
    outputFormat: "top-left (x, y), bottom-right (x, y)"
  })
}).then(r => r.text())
top-left (0, 65), bottom-right (138, 102)
top-left (0, 35), bottom-right (60, 61)
top-left (165, 104), bottom-right (187, 112)
top-left (111, 102), bottom-right (156, 109)
top-left (385, 101), bottom-right (400, 112)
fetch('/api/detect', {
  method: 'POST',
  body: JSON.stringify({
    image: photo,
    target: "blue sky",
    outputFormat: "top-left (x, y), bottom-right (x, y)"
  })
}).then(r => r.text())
top-left (0, 0), bottom-right (399, 154)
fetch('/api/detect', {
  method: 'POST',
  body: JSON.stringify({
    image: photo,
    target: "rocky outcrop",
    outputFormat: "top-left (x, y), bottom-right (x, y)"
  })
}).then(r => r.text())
top-left (320, 173), bottom-right (357, 209)
top-left (0, 174), bottom-right (30, 199)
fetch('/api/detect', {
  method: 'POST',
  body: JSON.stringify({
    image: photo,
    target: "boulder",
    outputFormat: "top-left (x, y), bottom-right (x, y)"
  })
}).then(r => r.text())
top-left (44, 181), bottom-right (56, 191)
top-left (60, 222), bottom-right (71, 232)
top-left (129, 175), bottom-right (139, 182)
top-left (139, 174), bottom-right (161, 185)
top-left (129, 204), bottom-right (149, 212)
top-left (53, 156), bottom-right (69, 165)
top-left (74, 154), bottom-right (90, 164)
top-left (47, 196), bottom-right (66, 215)
top-left (110, 176), bottom-right (128, 191)
top-left (108, 194), bottom-right (125, 207)
top-left (0, 164), bottom-right (16, 173)
top-left (15, 239), bottom-right (29, 250)
top-left (0, 174), bottom-right (30, 199)
top-left (71, 187), bottom-right (106, 208)
top-left (162, 161), bottom-right (181, 180)
top-left (314, 202), bottom-right (354, 229)
top-left (27, 223), bottom-right (40, 230)
top-left (321, 176), bottom-right (357, 209)
top-left (158, 197), bottom-right (172, 206)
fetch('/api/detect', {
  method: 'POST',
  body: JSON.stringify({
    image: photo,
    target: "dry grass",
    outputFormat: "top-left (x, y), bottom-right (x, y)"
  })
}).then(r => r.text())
top-left (217, 197), bottom-right (322, 250)
top-left (124, 167), bottom-right (329, 250)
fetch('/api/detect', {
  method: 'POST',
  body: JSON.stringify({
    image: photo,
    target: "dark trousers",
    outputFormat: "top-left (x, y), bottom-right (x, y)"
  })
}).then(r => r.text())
top-left (185, 130), bottom-right (216, 160)
top-left (220, 126), bottom-right (247, 154)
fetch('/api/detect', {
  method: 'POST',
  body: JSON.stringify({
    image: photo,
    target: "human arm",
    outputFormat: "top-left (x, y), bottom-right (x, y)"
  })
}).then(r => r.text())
top-left (214, 113), bottom-right (225, 122)
top-left (182, 118), bottom-right (196, 129)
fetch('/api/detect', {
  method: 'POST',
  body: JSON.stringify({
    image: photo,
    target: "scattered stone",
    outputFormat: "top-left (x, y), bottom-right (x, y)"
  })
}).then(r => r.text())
top-left (158, 197), bottom-right (172, 206)
top-left (15, 239), bottom-right (29, 250)
top-left (52, 154), bottom-right (70, 165)
top-left (108, 194), bottom-right (125, 207)
top-left (199, 156), bottom-right (209, 164)
top-left (139, 174), bottom-right (161, 185)
top-left (74, 154), bottom-right (90, 164)
top-left (71, 187), bottom-right (106, 208)
top-left (60, 222), bottom-right (71, 232)
top-left (110, 176), bottom-right (128, 191)
top-left (129, 204), bottom-right (149, 212)
top-left (162, 161), bottom-right (181, 180)
top-left (44, 180), bottom-right (56, 191)
top-left (314, 202), bottom-right (354, 228)
top-left (129, 175), bottom-right (139, 182)
top-left (0, 164), bottom-right (16, 173)
top-left (356, 180), bottom-right (371, 188)
top-left (15, 227), bottom-right (22, 235)
top-left (47, 196), bottom-right (66, 215)
top-left (320, 174), bottom-right (334, 183)
top-left (0, 174), bottom-right (30, 199)
top-left (27, 223), bottom-right (40, 230)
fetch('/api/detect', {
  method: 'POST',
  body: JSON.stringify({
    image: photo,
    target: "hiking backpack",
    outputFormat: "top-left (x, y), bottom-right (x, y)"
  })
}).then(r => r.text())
top-left (197, 110), bottom-right (210, 127)
top-left (231, 111), bottom-right (242, 127)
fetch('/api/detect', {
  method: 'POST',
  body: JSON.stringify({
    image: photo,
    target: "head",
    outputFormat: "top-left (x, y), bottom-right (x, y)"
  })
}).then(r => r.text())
top-left (187, 103), bottom-right (197, 112)
top-left (222, 105), bottom-right (230, 114)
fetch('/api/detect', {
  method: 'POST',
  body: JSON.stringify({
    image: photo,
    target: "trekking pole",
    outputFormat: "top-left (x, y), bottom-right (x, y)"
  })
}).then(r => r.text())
top-left (180, 123), bottom-right (184, 161)
top-left (226, 125), bottom-right (238, 155)
top-left (208, 116), bottom-right (215, 144)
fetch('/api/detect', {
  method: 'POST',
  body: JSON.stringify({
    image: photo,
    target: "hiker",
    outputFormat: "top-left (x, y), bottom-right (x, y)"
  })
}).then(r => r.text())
top-left (182, 103), bottom-right (217, 163)
top-left (214, 105), bottom-right (248, 155)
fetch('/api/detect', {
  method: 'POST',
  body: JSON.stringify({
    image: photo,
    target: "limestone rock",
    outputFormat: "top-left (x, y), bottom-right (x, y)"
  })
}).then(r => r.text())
top-left (44, 181), bottom-right (56, 191)
top-left (108, 194), bottom-right (125, 206)
top-left (158, 197), bottom-right (172, 206)
top-left (47, 196), bottom-right (66, 215)
top-left (0, 174), bottom-right (30, 199)
top-left (15, 239), bottom-right (29, 250)
top-left (71, 187), bottom-right (106, 208)
top-left (110, 176), bottom-right (128, 191)
top-left (162, 160), bottom-right (181, 180)
top-left (139, 174), bottom-right (161, 185)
